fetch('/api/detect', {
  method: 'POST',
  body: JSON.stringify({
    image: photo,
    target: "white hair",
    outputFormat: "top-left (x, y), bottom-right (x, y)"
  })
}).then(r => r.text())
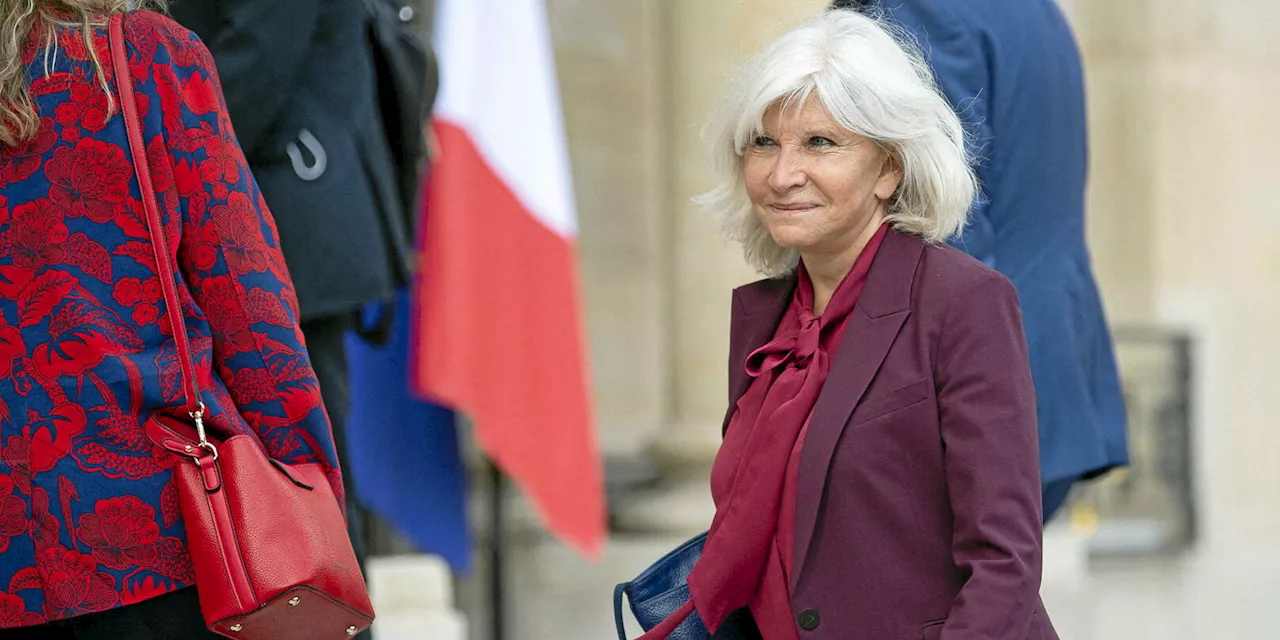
top-left (695, 8), bottom-right (977, 276)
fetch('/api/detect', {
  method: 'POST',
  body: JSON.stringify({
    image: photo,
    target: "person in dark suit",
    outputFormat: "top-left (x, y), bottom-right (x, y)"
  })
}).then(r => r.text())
top-left (670, 10), bottom-right (1057, 639)
top-left (168, 2), bottom-right (432, 633)
top-left (832, 0), bottom-right (1130, 521)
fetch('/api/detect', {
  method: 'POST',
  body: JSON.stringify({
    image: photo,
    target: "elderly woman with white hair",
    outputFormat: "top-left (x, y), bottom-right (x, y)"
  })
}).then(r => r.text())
top-left (622, 8), bottom-right (1058, 640)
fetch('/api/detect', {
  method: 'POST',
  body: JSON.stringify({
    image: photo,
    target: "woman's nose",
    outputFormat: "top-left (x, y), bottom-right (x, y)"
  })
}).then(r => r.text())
top-left (767, 147), bottom-right (807, 192)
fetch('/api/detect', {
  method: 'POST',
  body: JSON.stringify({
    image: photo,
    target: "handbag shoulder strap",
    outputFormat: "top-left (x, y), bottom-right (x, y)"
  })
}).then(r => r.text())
top-left (108, 14), bottom-right (205, 421)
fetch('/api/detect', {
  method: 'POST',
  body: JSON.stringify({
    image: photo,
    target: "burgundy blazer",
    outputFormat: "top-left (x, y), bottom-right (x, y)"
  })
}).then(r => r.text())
top-left (723, 230), bottom-right (1058, 639)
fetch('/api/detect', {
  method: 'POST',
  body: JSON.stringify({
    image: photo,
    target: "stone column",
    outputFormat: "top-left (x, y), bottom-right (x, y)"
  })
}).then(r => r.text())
top-left (658, 0), bottom-right (832, 460)
top-left (618, 0), bottom-right (830, 532)
top-left (548, 1), bottom-right (670, 459)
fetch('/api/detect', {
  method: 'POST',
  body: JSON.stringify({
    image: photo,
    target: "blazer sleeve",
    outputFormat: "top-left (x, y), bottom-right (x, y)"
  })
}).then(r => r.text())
top-left (169, 0), bottom-right (320, 158)
top-left (154, 26), bottom-right (344, 505)
top-left (934, 271), bottom-right (1042, 639)
top-left (879, 1), bottom-right (997, 266)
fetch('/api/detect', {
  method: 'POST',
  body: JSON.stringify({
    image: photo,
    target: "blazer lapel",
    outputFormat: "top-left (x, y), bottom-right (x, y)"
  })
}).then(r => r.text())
top-left (792, 231), bottom-right (925, 586)
top-left (722, 277), bottom-right (795, 434)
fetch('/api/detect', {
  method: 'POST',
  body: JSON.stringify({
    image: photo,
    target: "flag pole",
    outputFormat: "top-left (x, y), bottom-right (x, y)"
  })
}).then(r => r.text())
top-left (488, 459), bottom-right (507, 640)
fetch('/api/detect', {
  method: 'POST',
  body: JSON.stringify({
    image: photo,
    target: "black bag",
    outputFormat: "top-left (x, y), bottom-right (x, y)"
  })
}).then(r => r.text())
top-left (362, 0), bottom-right (437, 235)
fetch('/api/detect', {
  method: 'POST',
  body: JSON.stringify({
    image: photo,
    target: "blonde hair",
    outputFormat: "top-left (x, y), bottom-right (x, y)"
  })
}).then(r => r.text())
top-left (0, 0), bottom-right (168, 147)
top-left (695, 8), bottom-right (977, 276)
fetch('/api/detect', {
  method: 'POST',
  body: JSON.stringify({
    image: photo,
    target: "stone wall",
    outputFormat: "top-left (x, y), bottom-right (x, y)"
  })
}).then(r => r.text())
top-left (1065, 0), bottom-right (1280, 548)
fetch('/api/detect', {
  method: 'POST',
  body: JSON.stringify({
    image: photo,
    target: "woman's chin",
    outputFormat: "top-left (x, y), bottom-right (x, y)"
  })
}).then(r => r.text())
top-left (767, 229), bottom-right (819, 252)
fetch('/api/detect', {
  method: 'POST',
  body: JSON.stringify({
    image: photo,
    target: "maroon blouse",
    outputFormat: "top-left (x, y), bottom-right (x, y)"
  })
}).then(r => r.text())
top-left (695, 224), bottom-right (888, 638)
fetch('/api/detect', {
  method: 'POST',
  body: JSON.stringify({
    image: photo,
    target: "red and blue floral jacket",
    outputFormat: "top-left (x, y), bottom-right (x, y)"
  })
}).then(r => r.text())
top-left (0, 11), bottom-right (342, 626)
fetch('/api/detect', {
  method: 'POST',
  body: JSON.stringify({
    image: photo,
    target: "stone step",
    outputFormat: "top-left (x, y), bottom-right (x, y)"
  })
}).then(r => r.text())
top-left (367, 554), bottom-right (468, 640)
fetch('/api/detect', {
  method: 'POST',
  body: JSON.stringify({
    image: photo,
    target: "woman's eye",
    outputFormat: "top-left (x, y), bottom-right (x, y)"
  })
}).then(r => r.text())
top-left (752, 136), bottom-right (776, 147)
top-left (809, 136), bottom-right (836, 147)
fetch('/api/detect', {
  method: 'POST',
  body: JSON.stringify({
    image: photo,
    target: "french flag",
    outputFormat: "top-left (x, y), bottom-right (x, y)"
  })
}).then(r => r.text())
top-left (414, 0), bottom-right (606, 557)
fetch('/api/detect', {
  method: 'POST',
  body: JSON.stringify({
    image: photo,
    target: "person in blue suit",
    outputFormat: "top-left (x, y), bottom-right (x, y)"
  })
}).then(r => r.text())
top-left (833, 0), bottom-right (1129, 521)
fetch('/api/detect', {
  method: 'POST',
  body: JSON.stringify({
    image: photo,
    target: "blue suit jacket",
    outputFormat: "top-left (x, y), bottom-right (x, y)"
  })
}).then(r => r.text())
top-left (869, 0), bottom-right (1128, 483)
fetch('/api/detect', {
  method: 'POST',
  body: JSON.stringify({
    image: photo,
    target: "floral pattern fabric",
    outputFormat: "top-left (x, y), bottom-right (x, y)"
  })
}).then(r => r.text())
top-left (0, 11), bottom-right (341, 626)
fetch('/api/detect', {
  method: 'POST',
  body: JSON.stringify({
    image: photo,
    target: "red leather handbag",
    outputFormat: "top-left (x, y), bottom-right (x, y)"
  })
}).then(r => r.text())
top-left (109, 14), bottom-right (375, 639)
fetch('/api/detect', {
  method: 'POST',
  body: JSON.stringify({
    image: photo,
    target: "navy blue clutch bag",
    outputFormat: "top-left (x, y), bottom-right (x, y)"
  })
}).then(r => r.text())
top-left (613, 533), bottom-right (708, 639)
top-left (613, 532), bottom-right (755, 640)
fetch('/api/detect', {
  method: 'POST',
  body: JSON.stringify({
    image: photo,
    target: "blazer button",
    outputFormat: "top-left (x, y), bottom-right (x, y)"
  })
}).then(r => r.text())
top-left (797, 608), bottom-right (820, 631)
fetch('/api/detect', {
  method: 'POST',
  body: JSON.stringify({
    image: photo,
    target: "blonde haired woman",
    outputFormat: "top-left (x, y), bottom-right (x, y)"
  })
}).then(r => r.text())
top-left (0, 2), bottom-right (342, 638)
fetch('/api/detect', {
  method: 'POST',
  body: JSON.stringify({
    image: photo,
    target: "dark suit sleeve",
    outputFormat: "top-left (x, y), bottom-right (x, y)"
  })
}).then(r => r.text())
top-left (934, 272), bottom-right (1042, 639)
top-left (878, 1), bottom-right (997, 266)
top-left (171, 0), bottom-right (321, 158)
